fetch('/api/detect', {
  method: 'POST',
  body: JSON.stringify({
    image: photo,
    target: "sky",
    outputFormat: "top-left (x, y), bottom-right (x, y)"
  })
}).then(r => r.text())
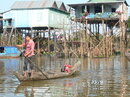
top-left (0, 0), bottom-right (130, 15)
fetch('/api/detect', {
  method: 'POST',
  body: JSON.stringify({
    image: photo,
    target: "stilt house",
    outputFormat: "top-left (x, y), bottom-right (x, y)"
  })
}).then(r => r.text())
top-left (2, 0), bottom-right (70, 29)
top-left (68, 0), bottom-right (128, 20)
top-left (67, 0), bottom-right (129, 57)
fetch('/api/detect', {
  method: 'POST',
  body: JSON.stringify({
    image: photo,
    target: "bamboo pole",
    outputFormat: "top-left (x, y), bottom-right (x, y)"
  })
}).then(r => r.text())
top-left (80, 27), bottom-right (83, 57)
top-left (93, 23), bottom-right (94, 35)
top-left (90, 23), bottom-right (92, 57)
top-left (48, 27), bottom-right (50, 54)
top-left (98, 23), bottom-right (100, 41)
top-left (54, 28), bottom-right (56, 56)
top-left (63, 19), bottom-right (67, 59)
top-left (119, 20), bottom-right (122, 54)
top-left (102, 20), bottom-right (105, 56)
top-left (86, 20), bottom-right (89, 57)
top-left (111, 36), bottom-right (113, 56)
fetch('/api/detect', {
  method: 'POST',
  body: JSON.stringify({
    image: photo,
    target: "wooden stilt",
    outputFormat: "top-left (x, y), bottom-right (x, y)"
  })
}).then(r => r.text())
top-left (48, 27), bottom-right (50, 54)
top-left (102, 20), bottom-right (105, 56)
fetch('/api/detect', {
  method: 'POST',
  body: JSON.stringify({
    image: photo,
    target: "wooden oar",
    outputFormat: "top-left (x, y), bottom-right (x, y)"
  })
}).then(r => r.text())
top-left (20, 50), bottom-right (50, 80)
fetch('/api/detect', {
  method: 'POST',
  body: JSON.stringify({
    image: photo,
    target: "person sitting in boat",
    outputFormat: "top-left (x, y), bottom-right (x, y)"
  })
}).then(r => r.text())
top-left (15, 34), bottom-right (35, 78)
top-left (61, 65), bottom-right (72, 73)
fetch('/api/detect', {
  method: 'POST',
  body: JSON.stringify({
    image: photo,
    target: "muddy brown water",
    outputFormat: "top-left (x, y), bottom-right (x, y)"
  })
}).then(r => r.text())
top-left (0, 56), bottom-right (130, 97)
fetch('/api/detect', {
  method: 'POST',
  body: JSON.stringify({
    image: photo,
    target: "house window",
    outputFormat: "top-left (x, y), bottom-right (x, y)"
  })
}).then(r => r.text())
top-left (95, 6), bottom-right (102, 13)
top-left (37, 13), bottom-right (42, 21)
top-left (82, 6), bottom-right (85, 13)
top-left (87, 6), bottom-right (90, 13)
top-left (8, 19), bottom-right (12, 26)
top-left (112, 8), bottom-right (116, 12)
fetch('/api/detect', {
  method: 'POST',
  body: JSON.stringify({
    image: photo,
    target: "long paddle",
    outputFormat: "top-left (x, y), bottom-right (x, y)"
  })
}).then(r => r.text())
top-left (20, 50), bottom-right (49, 80)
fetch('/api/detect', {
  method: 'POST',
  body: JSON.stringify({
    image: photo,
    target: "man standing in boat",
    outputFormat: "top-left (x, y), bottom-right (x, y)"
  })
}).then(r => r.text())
top-left (15, 34), bottom-right (35, 78)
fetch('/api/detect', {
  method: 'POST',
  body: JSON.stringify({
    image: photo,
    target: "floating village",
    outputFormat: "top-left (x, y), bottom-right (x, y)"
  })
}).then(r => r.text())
top-left (0, 0), bottom-right (130, 97)
top-left (0, 0), bottom-right (129, 58)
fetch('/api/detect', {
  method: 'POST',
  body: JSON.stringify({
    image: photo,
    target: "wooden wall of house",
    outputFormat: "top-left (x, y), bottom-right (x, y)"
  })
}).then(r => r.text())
top-left (74, 3), bottom-right (128, 19)
top-left (30, 9), bottom-right (49, 27)
top-left (3, 9), bottom-right (70, 29)
top-left (123, 3), bottom-right (128, 20)
top-left (10, 9), bottom-right (49, 27)
top-left (48, 9), bottom-right (70, 29)
top-left (75, 6), bottom-right (82, 18)
top-left (3, 11), bottom-right (13, 19)
top-left (15, 10), bottom-right (30, 27)
top-left (109, 4), bottom-right (121, 12)
top-left (3, 11), bottom-right (14, 28)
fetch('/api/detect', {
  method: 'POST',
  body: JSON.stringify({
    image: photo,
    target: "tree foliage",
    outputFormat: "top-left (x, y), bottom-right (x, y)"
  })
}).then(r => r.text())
top-left (127, 16), bottom-right (130, 29)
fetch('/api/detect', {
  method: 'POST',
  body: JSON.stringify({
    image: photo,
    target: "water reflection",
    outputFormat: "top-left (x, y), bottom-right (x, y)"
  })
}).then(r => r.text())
top-left (0, 58), bottom-right (22, 97)
top-left (0, 56), bottom-right (130, 97)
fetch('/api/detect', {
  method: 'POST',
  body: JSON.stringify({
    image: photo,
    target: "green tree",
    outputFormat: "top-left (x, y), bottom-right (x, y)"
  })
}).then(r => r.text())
top-left (127, 16), bottom-right (130, 30)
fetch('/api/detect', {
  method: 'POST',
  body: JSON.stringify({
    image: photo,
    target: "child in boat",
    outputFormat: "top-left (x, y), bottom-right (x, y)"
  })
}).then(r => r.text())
top-left (15, 34), bottom-right (35, 78)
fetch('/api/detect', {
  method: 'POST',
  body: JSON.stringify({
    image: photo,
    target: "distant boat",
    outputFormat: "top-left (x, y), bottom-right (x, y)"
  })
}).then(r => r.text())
top-left (0, 46), bottom-right (22, 58)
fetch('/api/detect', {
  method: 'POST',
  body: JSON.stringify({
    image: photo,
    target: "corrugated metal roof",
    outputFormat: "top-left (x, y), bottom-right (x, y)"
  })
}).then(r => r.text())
top-left (11, 0), bottom-right (55, 9)
top-left (11, 0), bottom-right (70, 13)
top-left (57, 1), bottom-right (68, 11)
top-left (30, 1), bottom-right (46, 8)
top-left (12, 1), bottom-right (36, 9)
top-left (88, 0), bottom-right (124, 2)
top-left (68, 1), bottom-right (128, 7)
top-left (44, 0), bottom-right (55, 7)
top-left (0, 10), bottom-right (11, 14)
top-left (56, 1), bottom-right (70, 12)
top-left (56, 1), bottom-right (62, 8)
top-left (66, 5), bottom-right (70, 12)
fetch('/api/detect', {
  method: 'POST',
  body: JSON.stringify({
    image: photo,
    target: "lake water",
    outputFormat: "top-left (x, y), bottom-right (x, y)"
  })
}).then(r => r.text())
top-left (0, 56), bottom-right (130, 97)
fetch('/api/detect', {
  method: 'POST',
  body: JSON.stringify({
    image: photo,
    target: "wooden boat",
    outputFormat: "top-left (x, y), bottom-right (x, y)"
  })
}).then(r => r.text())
top-left (0, 46), bottom-right (21, 58)
top-left (13, 61), bottom-right (81, 82)
top-left (124, 51), bottom-right (130, 61)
